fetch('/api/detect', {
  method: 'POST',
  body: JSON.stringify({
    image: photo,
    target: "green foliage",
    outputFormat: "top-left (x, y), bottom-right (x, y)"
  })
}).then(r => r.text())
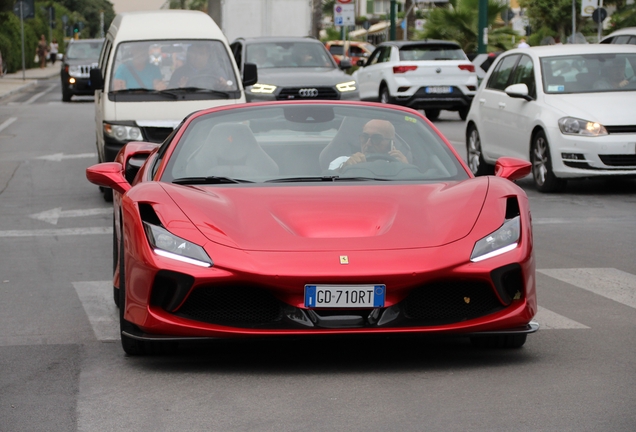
top-left (416, 0), bottom-right (518, 53)
top-left (0, 12), bottom-right (38, 72)
top-left (57, 0), bottom-right (115, 38)
top-left (320, 26), bottom-right (341, 43)
top-left (608, 4), bottom-right (636, 29)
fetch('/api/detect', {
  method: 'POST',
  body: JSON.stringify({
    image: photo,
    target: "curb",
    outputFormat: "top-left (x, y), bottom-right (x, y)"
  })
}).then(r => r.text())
top-left (0, 80), bottom-right (38, 100)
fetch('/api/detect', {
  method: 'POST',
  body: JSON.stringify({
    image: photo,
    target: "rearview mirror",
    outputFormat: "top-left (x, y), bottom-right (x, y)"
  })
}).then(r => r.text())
top-left (242, 62), bottom-right (258, 87)
top-left (90, 68), bottom-right (104, 91)
top-left (505, 83), bottom-right (532, 101)
top-left (494, 157), bottom-right (531, 181)
top-left (86, 162), bottom-right (131, 195)
top-left (356, 59), bottom-right (366, 67)
top-left (339, 58), bottom-right (352, 70)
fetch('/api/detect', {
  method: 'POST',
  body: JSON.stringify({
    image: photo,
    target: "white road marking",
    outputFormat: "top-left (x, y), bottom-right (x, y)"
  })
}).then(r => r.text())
top-left (36, 152), bottom-right (97, 162)
top-left (23, 84), bottom-right (57, 105)
top-left (534, 217), bottom-right (636, 225)
top-left (72, 282), bottom-right (119, 341)
top-left (30, 207), bottom-right (112, 225)
top-left (0, 117), bottom-right (17, 133)
top-left (0, 227), bottom-right (112, 238)
top-left (533, 306), bottom-right (589, 330)
top-left (538, 268), bottom-right (636, 310)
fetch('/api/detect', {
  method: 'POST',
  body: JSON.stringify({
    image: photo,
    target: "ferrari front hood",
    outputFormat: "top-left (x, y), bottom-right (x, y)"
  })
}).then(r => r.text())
top-left (164, 179), bottom-right (489, 251)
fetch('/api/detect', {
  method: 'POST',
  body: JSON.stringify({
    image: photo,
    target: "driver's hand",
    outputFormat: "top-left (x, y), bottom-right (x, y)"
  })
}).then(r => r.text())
top-left (342, 152), bottom-right (366, 167)
top-left (389, 149), bottom-right (408, 163)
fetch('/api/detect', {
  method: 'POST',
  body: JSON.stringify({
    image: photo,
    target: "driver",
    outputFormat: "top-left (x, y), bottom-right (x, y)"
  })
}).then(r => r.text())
top-left (168, 42), bottom-right (233, 90)
top-left (329, 119), bottom-right (408, 170)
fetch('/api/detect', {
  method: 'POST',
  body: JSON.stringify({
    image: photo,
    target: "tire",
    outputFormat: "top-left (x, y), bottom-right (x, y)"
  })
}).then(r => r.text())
top-left (530, 130), bottom-right (567, 193)
top-left (470, 334), bottom-right (527, 349)
top-left (62, 86), bottom-right (72, 102)
top-left (118, 225), bottom-right (177, 356)
top-left (379, 85), bottom-right (390, 104)
top-left (458, 107), bottom-right (469, 121)
top-left (102, 187), bottom-right (113, 202)
top-left (424, 109), bottom-right (440, 121)
top-left (466, 125), bottom-right (494, 176)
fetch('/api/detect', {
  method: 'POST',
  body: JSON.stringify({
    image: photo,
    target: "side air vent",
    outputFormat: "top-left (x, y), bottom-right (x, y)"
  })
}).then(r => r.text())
top-left (505, 197), bottom-right (520, 220)
top-left (138, 203), bottom-right (162, 226)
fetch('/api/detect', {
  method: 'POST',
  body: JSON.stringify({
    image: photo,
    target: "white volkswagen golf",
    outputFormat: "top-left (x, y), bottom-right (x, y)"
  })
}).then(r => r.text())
top-left (465, 44), bottom-right (636, 192)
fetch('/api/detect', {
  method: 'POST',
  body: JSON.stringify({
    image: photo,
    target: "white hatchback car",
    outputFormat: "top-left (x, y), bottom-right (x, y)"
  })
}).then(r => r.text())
top-left (353, 40), bottom-right (478, 120)
top-left (601, 27), bottom-right (636, 45)
top-left (465, 44), bottom-right (636, 192)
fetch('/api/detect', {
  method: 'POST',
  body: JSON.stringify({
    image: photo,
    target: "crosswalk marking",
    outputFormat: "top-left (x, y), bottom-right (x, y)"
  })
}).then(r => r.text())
top-left (538, 268), bottom-right (636, 310)
top-left (533, 306), bottom-right (588, 329)
top-left (72, 281), bottom-right (119, 341)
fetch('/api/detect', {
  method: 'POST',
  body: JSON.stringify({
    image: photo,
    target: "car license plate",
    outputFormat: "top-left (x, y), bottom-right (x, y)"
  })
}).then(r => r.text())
top-left (425, 86), bottom-right (452, 94)
top-left (304, 285), bottom-right (385, 308)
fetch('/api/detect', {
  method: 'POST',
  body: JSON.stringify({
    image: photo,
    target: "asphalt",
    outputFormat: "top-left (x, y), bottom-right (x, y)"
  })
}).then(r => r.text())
top-left (0, 62), bottom-right (60, 99)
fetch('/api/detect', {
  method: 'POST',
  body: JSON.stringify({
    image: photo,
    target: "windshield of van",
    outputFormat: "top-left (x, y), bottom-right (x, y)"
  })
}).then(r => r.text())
top-left (109, 40), bottom-right (239, 98)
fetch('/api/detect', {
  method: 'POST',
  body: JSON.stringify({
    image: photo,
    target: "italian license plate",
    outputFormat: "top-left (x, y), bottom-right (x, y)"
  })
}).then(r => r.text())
top-left (425, 86), bottom-right (452, 94)
top-left (304, 285), bottom-right (385, 308)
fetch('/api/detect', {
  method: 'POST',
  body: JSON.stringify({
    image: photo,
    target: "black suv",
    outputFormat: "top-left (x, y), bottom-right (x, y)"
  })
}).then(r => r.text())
top-left (230, 37), bottom-right (359, 102)
top-left (61, 39), bottom-right (104, 101)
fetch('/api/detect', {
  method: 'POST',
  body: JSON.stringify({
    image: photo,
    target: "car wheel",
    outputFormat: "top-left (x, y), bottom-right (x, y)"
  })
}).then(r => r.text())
top-left (102, 187), bottom-right (113, 202)
top-left (118, 224), bottom-right (177, 356)
top-left (458, 107), bottom-right (469, 121)
top-left (466, 125), bottom-right (494, 176)
top-left (470, 334), bottom-right (527, 349)
top-left (424, 109), bottom-right (440, 121)
top-left (379, 86), bottom-right (390, 104)
top-left (531, 130), bottom-right (567, 193)
top-left (62, 86), bottom-right (72, 102)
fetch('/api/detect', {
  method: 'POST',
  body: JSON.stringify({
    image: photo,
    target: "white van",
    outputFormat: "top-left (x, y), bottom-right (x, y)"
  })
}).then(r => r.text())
top-left (91, 10), bottom-right (256, 197)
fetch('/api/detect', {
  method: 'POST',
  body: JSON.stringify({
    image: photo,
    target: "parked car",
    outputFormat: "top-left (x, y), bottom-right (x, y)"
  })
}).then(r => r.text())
top-left (86, 100), bottom-right (537, 356)
top-left (600, 27), bottom-right (636, 45)
top-left (60, 38), bottom-right (104, 101)
top-left (325, 40), bottom-right (375, 66)
top-left (353, 40), bottom-right (478, 120)
top-left (230, 36), bottom-right (359, 101)
top-left (465, 44), bottom-right (636, 192)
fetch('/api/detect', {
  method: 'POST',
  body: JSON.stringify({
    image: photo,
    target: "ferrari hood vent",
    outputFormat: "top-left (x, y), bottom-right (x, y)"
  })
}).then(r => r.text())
top-left (139, 203), bottom-right (163, 227)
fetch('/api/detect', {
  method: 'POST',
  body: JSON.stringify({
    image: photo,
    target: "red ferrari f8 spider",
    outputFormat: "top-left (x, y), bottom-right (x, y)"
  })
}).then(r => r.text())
top-left (86, 101), bottom-right (538, 355)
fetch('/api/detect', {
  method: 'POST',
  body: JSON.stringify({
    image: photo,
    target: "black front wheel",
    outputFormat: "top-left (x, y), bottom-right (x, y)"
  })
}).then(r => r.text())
top-left (62, 86), bottom-right (72, 102)
top-left (466, 125), bottom-right (494, 176)
top-left (458, 107), bottom-right (469, 121)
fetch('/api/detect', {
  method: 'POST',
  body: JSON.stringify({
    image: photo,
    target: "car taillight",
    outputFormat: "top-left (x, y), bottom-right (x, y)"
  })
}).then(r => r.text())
top-left (458, 64), bottom-right (475, 72)
top-left (393, 65), bottom-right (417, 74)
top-left (64, 65), bottom-right (69, 73)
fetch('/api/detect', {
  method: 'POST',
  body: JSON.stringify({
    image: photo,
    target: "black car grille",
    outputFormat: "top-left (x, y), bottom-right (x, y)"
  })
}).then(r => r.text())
top-left (141, 127), bottom-right (174, 143)
top-left (171, 280), bottom-right (506, 329)
top-left (605, 125), bottom-right (636, 134)
top-left (598, 154), bottom-right (636, 167)
top-left (276, 87), bottom-right (339, 100)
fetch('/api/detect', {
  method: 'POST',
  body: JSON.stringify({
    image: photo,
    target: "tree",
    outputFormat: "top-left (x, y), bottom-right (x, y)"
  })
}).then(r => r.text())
top-left (417, 0), bottom-right (517, 53)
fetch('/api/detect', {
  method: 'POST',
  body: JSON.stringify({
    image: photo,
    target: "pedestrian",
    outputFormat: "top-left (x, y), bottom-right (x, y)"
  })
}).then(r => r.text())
top-left (518, 38), bottom-right (530, 48)
top-left (36, 34), bottom-right (48, 69)
top-left (49, 38), bottom-right (59, 65)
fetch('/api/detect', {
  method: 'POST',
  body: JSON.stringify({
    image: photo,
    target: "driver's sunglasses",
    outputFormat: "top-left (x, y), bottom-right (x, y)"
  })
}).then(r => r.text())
top-left (359, 133), bottom-right (390, 145)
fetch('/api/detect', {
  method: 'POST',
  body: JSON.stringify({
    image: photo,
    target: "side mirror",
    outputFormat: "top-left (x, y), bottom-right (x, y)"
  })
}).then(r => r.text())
top-left (505, 83), bottom-right (532, 101)
top-left (242, 62), bottom-right (258, 87)
top-left (356, 59), bottom-right (366, 67)
top-left (339, 58), bottom-right (352, 70)
top-left (117, 141), bottom-right (160, 184)
top-left (494, 157), bottom-right (532, 181)
top-left (90, 68), bottom-right (104, 91)
top-left (86, 162), bottom-right (131, 195)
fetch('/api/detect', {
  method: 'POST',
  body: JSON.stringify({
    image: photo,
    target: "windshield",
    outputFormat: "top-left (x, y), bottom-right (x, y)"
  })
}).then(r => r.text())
top-left (161, 105), bottom-right (468, 184)
top-left (399, 44), bottom-right (466, 61)
top-left (67, 41), bottom-right (103, 60)
top-left (541, 53), bottom-right (636, 94)
top-left (109, 40), bottom-right (238, 93)
top-left (245, 42), bottom-right (336, 69)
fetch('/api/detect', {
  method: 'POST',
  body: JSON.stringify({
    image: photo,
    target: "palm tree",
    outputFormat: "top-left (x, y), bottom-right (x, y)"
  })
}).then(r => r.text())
top-left (417, 0), bottom-right (518, 53)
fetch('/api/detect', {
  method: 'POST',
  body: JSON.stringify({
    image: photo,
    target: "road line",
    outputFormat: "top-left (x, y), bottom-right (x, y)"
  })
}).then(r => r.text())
top-left (0, 117), bottom-right (17, 133)
top-left (73, 281), bottom-right (119, 341)
top-left (23, 84), bottom-right (57, 105)
top-left (0, 227), bottom-right (112, 238)
top-left (533, 306), bottom-right (589, 330)
top-left (30, 207), bottom-right (112, 225)
top-left (538, 268), bottom-right (636, 310)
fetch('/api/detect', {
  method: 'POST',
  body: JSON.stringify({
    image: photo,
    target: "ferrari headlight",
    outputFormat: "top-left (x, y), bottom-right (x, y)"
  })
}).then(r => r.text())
top-left (336, 80), bottom-right (357, 92)
top-left (249, 83), bottom-right (277, 94)
top-left (558, 117), bottom-right (608, 136)
top-left (103, 123), bottom-right (143, 142)
top-left (143, 222), bottom-right (212, 267)
top-left (470, 216), bottom-right (520, 262)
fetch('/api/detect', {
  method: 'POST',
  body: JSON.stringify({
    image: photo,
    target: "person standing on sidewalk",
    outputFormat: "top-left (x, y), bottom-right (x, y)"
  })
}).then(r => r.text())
top-left (37, 35), bottom-right (48, 69)
top-left (49, 38), bottom-right (59, 65)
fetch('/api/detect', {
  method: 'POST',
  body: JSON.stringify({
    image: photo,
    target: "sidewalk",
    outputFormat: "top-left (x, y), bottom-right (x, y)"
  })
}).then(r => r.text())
top-left (0, 62), bottom-right (60, 99)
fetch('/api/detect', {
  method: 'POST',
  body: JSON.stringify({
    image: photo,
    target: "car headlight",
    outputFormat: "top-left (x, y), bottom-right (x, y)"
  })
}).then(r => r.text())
top-left (103, 123), bottom-right (143, 142)
top-left (336, 80), bottom-right (357, 92)
top-left (470, 216), bottom-right (520, 262)
top-left (143, 222), bottom-right (212, 267)
top-left (249, 83), bottom-right (277, 94)
top-left (558, 117), bottom-right (608, 136)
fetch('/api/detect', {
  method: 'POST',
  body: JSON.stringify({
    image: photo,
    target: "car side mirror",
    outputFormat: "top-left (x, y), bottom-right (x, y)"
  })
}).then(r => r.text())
top-left (505, 83), bottom-right (533, 101)
top-left (90, 68), bottom-right (104, 91)
top-left (494, 157), bottom-right (531, 181)
top-left (339, 58), bottom-right (352, 70)
top-left (86, 162), bottom-right (131, 195)
top-left (356, 59), bottom-right (366, 67)
top-left (242, 62), bottom-right (258, 87)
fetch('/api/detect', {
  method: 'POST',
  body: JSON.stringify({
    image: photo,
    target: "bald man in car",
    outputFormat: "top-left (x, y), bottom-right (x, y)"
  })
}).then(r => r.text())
top-left (329, 119), bottom-right (409, 170)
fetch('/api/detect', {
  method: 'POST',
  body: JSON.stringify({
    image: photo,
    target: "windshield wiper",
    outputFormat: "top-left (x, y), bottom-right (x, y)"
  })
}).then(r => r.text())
top-left (173, 176), bottom-right (253, 185)
top-left (160, 87), bottom-right (231, 98)
top-left (265, 176), bottom-right (389, 183)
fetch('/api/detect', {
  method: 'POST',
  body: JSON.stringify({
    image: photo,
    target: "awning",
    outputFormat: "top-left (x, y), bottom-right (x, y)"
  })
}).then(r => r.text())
top-left (348, 21), bottom-right (391, 39)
